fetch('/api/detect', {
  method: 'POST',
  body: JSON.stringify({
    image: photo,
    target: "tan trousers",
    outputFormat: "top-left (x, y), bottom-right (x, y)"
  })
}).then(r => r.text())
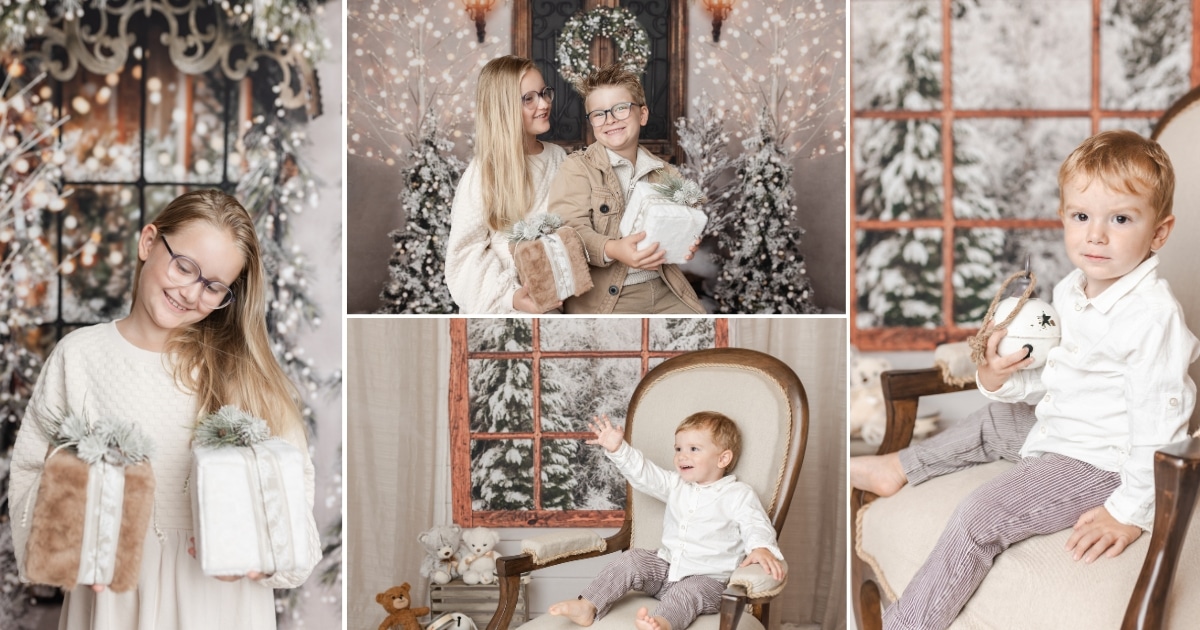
top-left (610, 277), bottom-right (700, 314)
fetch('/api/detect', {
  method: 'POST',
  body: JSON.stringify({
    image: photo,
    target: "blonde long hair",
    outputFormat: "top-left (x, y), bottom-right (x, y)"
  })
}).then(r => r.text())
top-left (130, 190), bottom-right (303, 440)
top-left (476, 55), bottom-right (537, 232)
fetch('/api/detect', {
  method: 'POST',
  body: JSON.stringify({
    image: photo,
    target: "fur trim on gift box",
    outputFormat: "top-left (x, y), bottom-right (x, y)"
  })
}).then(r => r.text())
top-left (25, 452), bottom-right (155, 592)
top-left (513, 227), bottom-right (592, 312)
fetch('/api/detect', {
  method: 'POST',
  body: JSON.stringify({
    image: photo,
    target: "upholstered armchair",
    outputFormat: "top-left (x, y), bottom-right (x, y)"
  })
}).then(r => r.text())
top-left (852, 86), bottom-right (1200, 630)
top-left (486, 348), bottom-right (809, 630)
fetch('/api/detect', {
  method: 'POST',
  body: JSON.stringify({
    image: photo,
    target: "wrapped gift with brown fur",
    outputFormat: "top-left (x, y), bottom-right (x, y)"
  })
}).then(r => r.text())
top-left (24, 413), bottom-right (156, 592)
top-left (509, 214), bottom-right (593, 313)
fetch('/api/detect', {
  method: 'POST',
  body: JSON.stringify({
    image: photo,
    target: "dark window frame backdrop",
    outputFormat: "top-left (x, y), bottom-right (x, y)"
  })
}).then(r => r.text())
top-left (450, 318), bottom-right (728, 528)
top-left (850, 0), bottom-right (1200, 351)
top-left (514, 0), bottom-right (688, 164)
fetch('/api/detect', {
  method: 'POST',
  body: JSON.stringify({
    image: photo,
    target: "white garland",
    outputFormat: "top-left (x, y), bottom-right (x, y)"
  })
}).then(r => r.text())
top-left (557, 6), bottom-right (650, 92)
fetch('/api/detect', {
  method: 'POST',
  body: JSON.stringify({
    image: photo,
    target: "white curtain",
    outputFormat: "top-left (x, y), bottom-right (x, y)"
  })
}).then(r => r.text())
top-left (346, 318), bottom-right (847, 630)
top-left (732, 318), bottom-right (847, 630)
top-left (347, 319), bottom-right (450, 630)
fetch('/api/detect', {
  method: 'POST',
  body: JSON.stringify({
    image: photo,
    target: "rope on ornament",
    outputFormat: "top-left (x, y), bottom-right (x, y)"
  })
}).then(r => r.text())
top-left (967, 270), bottom-right (1038, 366)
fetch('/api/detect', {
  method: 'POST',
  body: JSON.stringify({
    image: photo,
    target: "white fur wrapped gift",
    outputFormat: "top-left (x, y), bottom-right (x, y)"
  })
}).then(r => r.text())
top-left (619, 173), bottom-right (707, 264)
top-left (190, 406), bottom-right (314, 577)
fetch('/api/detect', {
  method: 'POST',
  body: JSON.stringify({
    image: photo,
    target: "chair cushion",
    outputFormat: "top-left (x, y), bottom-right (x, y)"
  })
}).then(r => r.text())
top-left (522, 531), bottom-right (606, 565)
top-left (857, 460), bottom-right (1200, 629)
top-left (516, 595), bottom-right (765, 630)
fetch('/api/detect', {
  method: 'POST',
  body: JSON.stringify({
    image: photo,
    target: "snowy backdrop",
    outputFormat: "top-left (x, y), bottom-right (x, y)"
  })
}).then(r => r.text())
top-left (462, 318), bottom-right (715, 518)
top-left (851, 0), bottom-right (1193, 347)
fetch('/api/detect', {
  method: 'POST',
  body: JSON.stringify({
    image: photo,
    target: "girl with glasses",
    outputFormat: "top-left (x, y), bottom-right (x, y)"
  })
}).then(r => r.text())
top-left (9, 189), bottom-right (320, 629)
top-left (445, 55), bottom-right (568, 313)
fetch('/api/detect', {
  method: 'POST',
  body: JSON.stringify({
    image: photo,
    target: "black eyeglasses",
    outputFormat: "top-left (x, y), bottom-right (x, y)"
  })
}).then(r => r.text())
top-left (160, 234), bottom-right (236, 309)
top-left (521, 86), bottom-right (555, 109)
top-left (586, 101), bottom-right (642, 127)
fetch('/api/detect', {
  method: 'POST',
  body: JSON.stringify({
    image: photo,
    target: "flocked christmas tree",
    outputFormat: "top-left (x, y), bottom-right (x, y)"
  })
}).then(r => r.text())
top-left (377, 120), bottom-right (465, 314)
top-left (675, 95), bottom-right (735, 239)
top-left (711, 109), bottom-right (820, 314)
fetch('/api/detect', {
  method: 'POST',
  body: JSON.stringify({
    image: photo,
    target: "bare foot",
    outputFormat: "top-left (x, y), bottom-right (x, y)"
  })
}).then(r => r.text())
top-left (633, 607), bottom-right (671, 630)
top-left (548, 599), bottom-right (597, 626)
top-left (849, 453), bottom-right (908, 497)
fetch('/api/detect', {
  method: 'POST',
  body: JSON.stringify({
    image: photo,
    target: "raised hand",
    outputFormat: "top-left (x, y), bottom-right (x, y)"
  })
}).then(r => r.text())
top-left (585, 414), bottom-right (625, 453)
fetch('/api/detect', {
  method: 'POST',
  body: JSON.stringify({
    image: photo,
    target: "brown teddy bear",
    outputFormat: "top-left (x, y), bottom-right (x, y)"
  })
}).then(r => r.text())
top-left (377, 583), bottom-right (429, 630)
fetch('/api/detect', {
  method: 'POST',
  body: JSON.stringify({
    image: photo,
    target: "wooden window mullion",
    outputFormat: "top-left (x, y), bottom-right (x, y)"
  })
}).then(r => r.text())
top-left (449, 320), bottom-right (474, 527)
top-left (531, 319), bottom-right (543, 512)
top-left (940, 0), bottom-right (956, 335)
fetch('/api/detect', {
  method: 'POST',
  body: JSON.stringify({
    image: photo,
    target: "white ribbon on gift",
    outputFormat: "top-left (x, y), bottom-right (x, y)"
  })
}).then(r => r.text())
top-left (540, 232), bottom-right (578, 301)
top-left (76, 460), bottom-right (126, 586)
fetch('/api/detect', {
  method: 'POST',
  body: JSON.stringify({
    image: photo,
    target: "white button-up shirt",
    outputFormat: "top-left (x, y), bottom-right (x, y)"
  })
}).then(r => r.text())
top-left (980, 255), bottom-right (1199, 530)
top-left (606, 441), bottom-right (783, 582)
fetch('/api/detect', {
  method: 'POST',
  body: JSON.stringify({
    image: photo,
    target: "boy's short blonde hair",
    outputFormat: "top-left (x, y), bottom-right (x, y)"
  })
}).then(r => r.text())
top-left (1058, 129), bottom-right (1175, 222)
top-left (676, 411), bottom-right (741, 473)
top-left (578, 63), bottom-right (647, 107)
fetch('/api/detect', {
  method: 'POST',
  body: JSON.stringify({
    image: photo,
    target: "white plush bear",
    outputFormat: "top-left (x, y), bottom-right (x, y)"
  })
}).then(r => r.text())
top-left (849, 353), bottom-right (891, 445)
top-left (419, 524), bottom-right (462, 585)
top-left (456, 527), bottom-right (501, 585)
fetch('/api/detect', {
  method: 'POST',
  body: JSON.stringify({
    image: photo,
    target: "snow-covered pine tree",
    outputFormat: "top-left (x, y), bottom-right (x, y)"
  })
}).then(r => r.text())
top-left (711, 109), bottom-right (819, 314)
top-left (854, 0), bottom-right (945, 328)
top-left (1104, 0), bottom-right (1190, 111)
top-left (469, 319), bottom-right (534, 510)
top-left (378, 120), bottom-right (464, 314)
top-left (951, 123), bottom-right (1005, 325)
top-left (534, 360), bottom-right (577, 511)
top-left (676, 95), bottom-right (735, 239)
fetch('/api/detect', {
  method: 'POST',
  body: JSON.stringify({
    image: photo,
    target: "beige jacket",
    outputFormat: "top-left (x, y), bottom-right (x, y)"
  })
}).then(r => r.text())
top-left (548, 142), bottom-right (704, 314)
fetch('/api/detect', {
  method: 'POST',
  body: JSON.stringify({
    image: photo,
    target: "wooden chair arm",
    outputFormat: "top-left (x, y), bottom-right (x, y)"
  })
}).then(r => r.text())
top-left (1123, 436), bottom-right (1200, 630)
top-left (717, 583), bottom-right (778, 630)
top-left (486, 527), bottom-right (631, 630)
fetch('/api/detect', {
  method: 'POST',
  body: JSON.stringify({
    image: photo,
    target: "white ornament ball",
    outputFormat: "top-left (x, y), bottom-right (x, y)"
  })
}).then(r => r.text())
top-left (993, 296), bottom-right (1061, 370)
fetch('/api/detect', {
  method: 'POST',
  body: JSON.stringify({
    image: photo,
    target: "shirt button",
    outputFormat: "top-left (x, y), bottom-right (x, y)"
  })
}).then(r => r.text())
top-left (600, 204), bottom-right (610, 214)
top-left (1044, 394), bottom-right (1052, 402)
top-left (1040, 426), bottom-right (1048, 435)
top-left (1047, 359), bottom-right (1055, 368)
top-left (608, 285), bottom-right (619, 296)
top-left (1075, 303), bottom-right (1083, 311)
top-left (1169, 398), bottom-right (1179, 407)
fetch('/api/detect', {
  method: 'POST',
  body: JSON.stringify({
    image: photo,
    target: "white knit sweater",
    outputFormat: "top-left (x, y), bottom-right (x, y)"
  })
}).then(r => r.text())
top-left (9, 322), bottom-right (319, 623)
top-left (445, 142), bottom-right (567, 313)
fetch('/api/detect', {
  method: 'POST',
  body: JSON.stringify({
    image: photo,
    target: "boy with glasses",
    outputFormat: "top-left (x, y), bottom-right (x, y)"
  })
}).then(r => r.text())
top-left (548, 63), bottom-right (704, 314)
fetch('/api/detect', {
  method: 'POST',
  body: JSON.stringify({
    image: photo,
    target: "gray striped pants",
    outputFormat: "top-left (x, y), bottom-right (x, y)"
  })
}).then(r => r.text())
top-left (883, 402), bottom-right (1121, 630)
top-left (579, 548), bottom-right (726, 630)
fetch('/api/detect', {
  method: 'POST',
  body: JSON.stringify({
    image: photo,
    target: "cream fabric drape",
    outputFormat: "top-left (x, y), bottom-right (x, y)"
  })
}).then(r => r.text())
top-left (347, 319), bottom-right (450, 630)
top-left (346, 318), bottom-right (846, 630)
top-left (731, 318), bottom-right (847, 630)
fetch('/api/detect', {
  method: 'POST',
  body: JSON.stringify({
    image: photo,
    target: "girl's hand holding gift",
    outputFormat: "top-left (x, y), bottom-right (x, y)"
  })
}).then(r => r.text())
top-left (585, 415), bottom-right (625, 453)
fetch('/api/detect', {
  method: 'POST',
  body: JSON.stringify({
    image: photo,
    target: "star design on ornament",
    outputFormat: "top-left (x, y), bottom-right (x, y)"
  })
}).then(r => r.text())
top-left (1038, 312), bottom-right (1055, 328)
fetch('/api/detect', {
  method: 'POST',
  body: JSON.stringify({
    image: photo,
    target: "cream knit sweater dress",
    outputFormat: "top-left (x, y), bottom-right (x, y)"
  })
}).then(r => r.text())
top-left (8, 322), bottom-right (321, 629)
top-left (445, 141), bottom-right (567, 313)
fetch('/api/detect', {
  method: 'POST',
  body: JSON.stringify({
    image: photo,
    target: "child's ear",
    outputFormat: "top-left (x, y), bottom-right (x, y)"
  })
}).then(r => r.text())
top-left (718, 449), bottom-right (733, 469)
top-left (136, 224), bottom-right (159, 263)
top-left (638, 104), bottom-right (650, 126)
top-left (1151, 214), bottom-right (1175, 251)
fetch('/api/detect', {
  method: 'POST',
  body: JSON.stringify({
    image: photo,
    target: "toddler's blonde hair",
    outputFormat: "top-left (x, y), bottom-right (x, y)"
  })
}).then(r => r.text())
top-left (1058, 129), bottom-right (1175, 222)
top-left (676, 411), bottom-right (741, 473)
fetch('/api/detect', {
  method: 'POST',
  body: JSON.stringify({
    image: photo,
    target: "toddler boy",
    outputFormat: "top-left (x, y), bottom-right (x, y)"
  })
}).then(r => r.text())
top-left (548, 64), bottom-right (704, 314)
top-left (850, 129), bottom-right (1199, 630)
top-left (549, 412), bottom-right (785, 630)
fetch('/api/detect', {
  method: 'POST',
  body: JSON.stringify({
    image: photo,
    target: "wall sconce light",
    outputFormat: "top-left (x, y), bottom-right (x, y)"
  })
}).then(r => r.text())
top-left (702, 0), bottom-right (735, 42)
top-left (462, 0), bottom-right (497, 44)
